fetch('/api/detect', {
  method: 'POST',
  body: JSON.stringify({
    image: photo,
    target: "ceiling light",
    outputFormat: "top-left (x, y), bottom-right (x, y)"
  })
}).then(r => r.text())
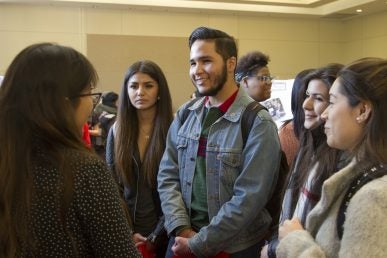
top-left (356, 9), bottom-right (363, 13)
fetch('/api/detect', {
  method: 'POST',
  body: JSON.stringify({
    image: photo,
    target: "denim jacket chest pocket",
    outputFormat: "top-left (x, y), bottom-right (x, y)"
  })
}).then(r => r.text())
top-left (217, 152), bottom-right (242, 185)
top-left (207, 150), bottom-right (242, 208)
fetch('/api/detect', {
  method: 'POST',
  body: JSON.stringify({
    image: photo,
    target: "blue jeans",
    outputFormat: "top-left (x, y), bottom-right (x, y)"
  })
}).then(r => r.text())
top-left (165, 236), bottom-right (263, 258)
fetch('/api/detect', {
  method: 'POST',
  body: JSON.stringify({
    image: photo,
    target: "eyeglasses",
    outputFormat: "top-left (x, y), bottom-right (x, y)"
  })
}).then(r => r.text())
top-left (71, 92), bottom-right (102, 109)
top-left (250, 75), bottom-right (275, 83)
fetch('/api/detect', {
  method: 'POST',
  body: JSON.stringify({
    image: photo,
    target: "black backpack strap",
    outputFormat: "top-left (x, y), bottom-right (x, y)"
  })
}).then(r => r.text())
top-left (337, 163), bottom-right (387, 239)
top-left (181, 99), bottom-right (266, 138)
top-left (241, 101), bottom-right (267, 147)
top-left (179, 97), bottom-right (201, 125)
top-left (241, 102), bottom-right (290, 244)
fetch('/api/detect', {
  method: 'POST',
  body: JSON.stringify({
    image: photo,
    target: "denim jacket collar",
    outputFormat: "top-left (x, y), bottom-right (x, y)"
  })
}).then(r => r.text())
top-left (188, 87), bottom-right (254, 123)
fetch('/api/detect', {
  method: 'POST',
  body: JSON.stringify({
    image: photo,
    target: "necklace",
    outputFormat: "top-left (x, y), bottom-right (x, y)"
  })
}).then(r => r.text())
top-left (139, 126), bottom-right (152, 140)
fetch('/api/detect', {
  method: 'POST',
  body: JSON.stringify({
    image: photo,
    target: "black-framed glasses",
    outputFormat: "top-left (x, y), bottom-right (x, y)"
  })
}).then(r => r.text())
top-left (72, 92), bottom-right (102, 109)
top-left (250, 75), bottom-right (275, 83)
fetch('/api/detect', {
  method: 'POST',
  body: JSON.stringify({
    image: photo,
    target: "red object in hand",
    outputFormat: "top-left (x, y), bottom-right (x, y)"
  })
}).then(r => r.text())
top-left (82, 123), bottom-right (91, 147)
top-left (172, 251), bottom-right (228, 258)
top-left (137, 243), bottom-right (156, 258)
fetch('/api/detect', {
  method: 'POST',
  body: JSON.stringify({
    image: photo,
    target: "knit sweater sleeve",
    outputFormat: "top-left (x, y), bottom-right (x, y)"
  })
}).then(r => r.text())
top-left (276, 230), bottom-right (325, 258)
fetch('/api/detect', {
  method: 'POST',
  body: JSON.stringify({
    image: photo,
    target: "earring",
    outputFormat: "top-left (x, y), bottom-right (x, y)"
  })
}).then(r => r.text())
top-left (356, 116), bottom-right (362, 123)
top-left (157, 96), bottom-right (160, 100)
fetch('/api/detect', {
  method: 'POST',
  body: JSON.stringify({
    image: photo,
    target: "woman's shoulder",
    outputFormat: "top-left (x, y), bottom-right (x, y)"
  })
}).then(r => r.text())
top-left (343, 174), bottom-right (387, 250)
top-left (67, 148), bottom-right (103, 163)
top-left (67, 149), bottom-right (119, 197)
top-left (279, 120), bottom-right (293, 132)
top-left (345, 169), bottom-right (387, 224)
top-left (353, 175), bottom-right (387, 204)
top-left (66, 149), bottom-right (107, 177)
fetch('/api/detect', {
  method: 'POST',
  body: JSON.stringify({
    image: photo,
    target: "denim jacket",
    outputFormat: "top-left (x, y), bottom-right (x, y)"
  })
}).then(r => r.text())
top-left (157, 88), bottom-right (281, 257)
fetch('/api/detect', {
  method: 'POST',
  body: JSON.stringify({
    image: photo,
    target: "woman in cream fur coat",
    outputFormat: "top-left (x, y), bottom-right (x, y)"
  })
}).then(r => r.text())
top-left (276, 57), bottom-right (387, 258)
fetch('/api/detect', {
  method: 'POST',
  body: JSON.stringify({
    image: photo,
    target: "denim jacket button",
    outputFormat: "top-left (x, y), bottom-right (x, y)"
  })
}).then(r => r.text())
top-left (190, 157), bottom-right (195, 161)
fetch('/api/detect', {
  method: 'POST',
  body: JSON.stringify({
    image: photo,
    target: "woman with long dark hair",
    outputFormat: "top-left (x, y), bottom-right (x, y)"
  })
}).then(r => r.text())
top-left (106, 60), bottom-right (173, 257)
top-left (262, 64), bottom-right (345, 258)
top-left (277, 58), bottom-right (387, 257)
top-left (0, 43), bottom-right (140, 257)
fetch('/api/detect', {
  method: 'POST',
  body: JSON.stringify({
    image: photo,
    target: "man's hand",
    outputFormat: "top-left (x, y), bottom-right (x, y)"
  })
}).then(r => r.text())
top-left (172, 236), bottom-right (195, 257)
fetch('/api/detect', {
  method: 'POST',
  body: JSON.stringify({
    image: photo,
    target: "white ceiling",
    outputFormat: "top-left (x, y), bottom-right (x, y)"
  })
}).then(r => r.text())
top-left (2, 0), bottom-right (387, 19)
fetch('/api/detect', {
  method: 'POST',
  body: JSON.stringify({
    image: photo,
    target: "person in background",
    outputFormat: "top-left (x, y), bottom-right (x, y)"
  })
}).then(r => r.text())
top-left (0, 43), bottom-right (140, 257)
top-left (278, 68), bottom-right (315, 167)
top-left (83, 92), bottom-right (102, 148)
top-left (158, 27), bottom-right (281, 258)
top-left (106, 60), bottom-right (173, 258)
top-left (90, 91), bottom-right (118, 158)
top-left (261, 64), bottom-right (345, 258)
top-left (277, 57), bottom-right (387, 258)
top-left (235, 51), bottom-right (274, 102)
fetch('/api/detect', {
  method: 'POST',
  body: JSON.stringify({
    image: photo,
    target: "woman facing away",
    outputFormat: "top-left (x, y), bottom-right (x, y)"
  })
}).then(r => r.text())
top-left (106, 60), bottom-right (173, 258)
top-left (0, 43), bottom-right (140, 257)
top-left (261, 64), bottom-right (345, 258)
top-left (277, 57), bottom-right (387, 258)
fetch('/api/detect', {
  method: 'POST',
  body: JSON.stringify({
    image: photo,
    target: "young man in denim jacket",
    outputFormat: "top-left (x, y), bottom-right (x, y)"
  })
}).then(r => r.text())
top-left (157, 27), bottom-right (281, 258)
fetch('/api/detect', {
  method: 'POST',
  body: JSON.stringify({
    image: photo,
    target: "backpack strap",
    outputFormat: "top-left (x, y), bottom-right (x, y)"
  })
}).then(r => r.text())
top-left (181, 99), bottom-right (267, 142)
top-left (241, 101), bottom-right (267, 147)
top-left (337, 163), bottom-right (387, 239)
top-left (180, 99), bottom-right (267, 146)
top-left (241, 101), bottom-right (289, 240)
top-left (179, 97), bottom-right (202, 125)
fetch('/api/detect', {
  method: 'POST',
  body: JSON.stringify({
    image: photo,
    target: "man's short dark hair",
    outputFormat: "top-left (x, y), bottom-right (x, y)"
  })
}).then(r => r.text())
top-left (188, 26), bottom-right (238, 61)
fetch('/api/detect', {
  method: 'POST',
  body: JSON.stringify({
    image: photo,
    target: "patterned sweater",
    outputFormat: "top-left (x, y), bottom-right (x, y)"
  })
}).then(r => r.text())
top-left (19, 149), bottom-right (140, 257)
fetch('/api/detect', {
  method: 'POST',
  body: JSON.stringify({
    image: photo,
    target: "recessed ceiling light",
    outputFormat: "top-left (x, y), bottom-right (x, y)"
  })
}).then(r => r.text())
top-left (356, 9), bottom-right (363, 13)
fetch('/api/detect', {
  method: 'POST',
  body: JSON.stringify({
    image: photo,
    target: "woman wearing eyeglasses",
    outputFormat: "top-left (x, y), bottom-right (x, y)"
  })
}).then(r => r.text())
top-left (0, 43), bottom-right (140, 257)
top-left (235, 51), bottom-right (274, 102)
top-left (106, 60), bottom-right (173, 258)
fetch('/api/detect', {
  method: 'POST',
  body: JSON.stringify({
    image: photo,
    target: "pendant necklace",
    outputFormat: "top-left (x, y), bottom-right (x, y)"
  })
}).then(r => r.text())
top-left (139, 126), bottom-right (152, 140)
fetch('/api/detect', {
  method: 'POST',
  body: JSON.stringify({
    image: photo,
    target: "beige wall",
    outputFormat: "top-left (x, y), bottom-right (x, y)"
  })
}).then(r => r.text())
top-left (1, 3), bottom-right (387, 108)
top-left (342, 12), bottom-right (387, 63)
top-left (86, 34), bottom-right (190, 111)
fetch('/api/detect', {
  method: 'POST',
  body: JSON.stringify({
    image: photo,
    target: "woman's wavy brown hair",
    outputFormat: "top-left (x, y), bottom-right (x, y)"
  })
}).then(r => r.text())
top-left (0, 43), bottom-right (98, 256)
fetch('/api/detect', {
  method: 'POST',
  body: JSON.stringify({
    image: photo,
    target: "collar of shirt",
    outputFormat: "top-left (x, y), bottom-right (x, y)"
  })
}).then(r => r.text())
top-left (204, 89), bottom-right (238, 113)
